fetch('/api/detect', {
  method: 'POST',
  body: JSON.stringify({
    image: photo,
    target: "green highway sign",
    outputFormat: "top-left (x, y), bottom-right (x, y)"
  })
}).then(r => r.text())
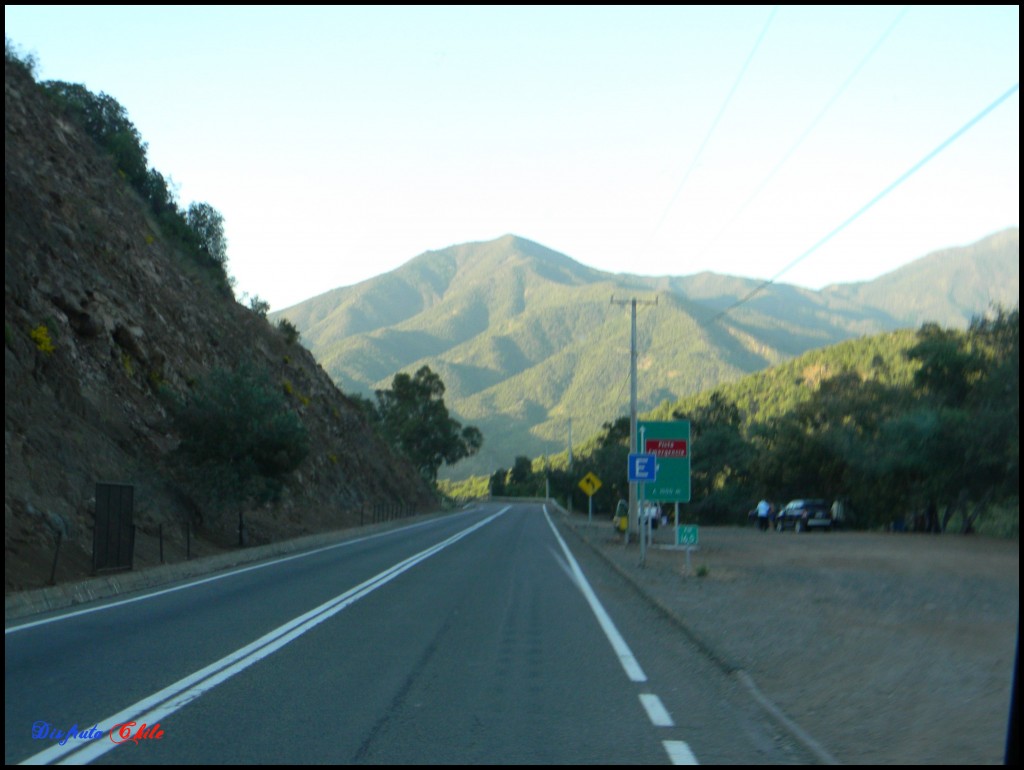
top-left (677, 524), bottom-right (699, 546)
top-left (637, 420), bottom-right (691, 502)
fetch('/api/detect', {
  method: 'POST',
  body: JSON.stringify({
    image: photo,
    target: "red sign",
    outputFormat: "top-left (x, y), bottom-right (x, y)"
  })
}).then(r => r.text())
top-left (645, 439), bottom-right (687, 458)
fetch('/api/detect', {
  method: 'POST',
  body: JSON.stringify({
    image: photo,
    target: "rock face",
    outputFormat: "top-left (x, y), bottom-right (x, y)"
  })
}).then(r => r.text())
top-left (4, 58), bottom-right (436, 593)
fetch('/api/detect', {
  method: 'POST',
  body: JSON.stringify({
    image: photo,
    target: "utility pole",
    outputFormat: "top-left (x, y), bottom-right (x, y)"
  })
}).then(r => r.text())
top-left (611, 295), bottom-right (657, 545)
top-left (568, 417), bottom-right (573, 471)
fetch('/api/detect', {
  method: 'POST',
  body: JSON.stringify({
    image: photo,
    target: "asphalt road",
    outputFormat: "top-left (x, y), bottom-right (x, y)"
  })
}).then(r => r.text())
top-left (5, 502), bottom-right (812, 764)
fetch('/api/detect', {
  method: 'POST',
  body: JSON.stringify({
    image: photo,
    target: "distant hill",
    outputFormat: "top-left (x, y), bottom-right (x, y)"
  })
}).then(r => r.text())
top-left (821, 229), bottom-right (1019, 328)
top-left (277, 233), bottom-right (1018, 479)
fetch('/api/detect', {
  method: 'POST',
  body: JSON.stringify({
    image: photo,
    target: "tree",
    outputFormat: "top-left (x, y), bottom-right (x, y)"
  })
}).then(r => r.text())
top-left (185, 202), bottom-right (228, 268)
top-left (374, 366), bottom-right (483, 482)
top-left (245, 294), bottom-right (270, 318)
top-left (40, 81), bottom-right (149, 187)
top-left (508, 456), bottom-right (534, 486)
top-left (40, 79), bottom-right (234, 294)
top-left (675, 393), bottom-right (754, 518)
top-left (489, 468), bottom-right (508, 496)
top-left (172, 365), bottom-right (309, 505)
top-left (276, 318), bottom-right (301, 344)
top-left (891, 309), bottom-right (1021, 528)
top-left (597, 416), bottom-right (631, 448)
top-left (6, 37), bottom-right (39, 78)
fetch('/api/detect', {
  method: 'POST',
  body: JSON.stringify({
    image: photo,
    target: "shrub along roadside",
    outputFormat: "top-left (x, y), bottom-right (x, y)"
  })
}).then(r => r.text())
top-left (170, 366), bottom-right (309, 521)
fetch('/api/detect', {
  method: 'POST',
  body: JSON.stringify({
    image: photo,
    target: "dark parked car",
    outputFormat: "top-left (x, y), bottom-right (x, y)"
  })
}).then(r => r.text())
top-left (776, 499), bottom-right (832, 532)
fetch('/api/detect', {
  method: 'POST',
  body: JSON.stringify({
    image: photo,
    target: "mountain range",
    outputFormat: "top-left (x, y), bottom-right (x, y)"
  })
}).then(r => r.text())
top-left (276, 231), bottom-right (1018, 479)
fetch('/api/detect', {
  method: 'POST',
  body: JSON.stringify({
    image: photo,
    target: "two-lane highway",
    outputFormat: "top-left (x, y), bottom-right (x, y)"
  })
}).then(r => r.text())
top-left (6, 503), bottom-right (810, 764)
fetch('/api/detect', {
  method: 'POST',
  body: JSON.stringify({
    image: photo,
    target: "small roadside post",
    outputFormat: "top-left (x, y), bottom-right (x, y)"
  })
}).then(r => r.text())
top-left (677, 524), bottom-right (700, 574)
top-left (628, 452), bottom-right (657, 565)
top-left (578, 472), bottom-right (602, 526)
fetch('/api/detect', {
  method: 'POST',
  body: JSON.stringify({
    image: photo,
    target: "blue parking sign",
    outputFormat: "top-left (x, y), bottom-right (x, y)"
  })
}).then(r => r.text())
top-left (628, 453), bottom-right (657, 482)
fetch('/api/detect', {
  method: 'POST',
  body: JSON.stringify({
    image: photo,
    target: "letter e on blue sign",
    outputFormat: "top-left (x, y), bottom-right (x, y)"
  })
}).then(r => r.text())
top-left (628, 453), bottom-right (657, 482)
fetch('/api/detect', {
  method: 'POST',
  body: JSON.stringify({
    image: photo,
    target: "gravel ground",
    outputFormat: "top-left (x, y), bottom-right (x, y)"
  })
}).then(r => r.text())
top-left (558, 513), bottom-right (1019, 765)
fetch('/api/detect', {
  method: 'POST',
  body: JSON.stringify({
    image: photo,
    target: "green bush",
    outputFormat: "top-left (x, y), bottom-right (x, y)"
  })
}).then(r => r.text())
top-left (247, 294), bottom-right (270, 318)
top-left (40, 81), bottom-right (149, 189)
top-left (172, 365), bottom-right (309, 502)
top-left (5, 37), bottom-right (38, 77)
top-left (276, 318), bottom-right (301, 344)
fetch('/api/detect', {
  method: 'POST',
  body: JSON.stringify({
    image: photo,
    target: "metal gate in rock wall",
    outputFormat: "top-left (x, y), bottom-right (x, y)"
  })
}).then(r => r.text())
top-left (93, 482), bottom-right (134, 573)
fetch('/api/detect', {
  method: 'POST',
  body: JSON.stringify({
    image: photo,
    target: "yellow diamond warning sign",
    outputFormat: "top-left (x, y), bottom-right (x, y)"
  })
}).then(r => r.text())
top-left (578, 472), bottom-right (602, 497)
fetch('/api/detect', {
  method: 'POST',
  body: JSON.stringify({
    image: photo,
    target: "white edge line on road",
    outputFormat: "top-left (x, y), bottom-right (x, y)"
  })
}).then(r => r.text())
top-left (6, 508), bottom-right (482, 635)
top-left (19, 506), bottom-right (510, 766)
top-left (545, 508), bottom-right (701, 765)
top-left (639, 693), bottom-right (675, 727)
top-left (663, 740), bottom-right (700, 765)
top-left (542, 505), bottom-right (647, 683)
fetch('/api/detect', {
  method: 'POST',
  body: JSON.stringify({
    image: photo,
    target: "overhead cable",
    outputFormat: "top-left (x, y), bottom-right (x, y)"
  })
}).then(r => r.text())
top-left (711, 82), bottom-right (1021, 323)
top-left (693, 6), bottom-right (910, 261)
top-left (654, 5), bottom-right (779, 234)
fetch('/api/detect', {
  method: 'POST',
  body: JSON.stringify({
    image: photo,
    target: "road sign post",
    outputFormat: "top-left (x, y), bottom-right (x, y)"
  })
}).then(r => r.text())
top-left (627, 453), bottom-right (657, 482)
top-left (627, 454), bottom-right (658, 565)
top-left (677, 524), bottom-right (699, 546)
top-left (578, 472), bottom-right (602, 525)
top-left (677, 524), bottom-right (699, 574)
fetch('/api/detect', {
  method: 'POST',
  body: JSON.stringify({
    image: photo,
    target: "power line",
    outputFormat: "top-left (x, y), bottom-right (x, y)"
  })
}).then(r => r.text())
top-left (654, 5), bottom-right (779, 234)
top-left (710, 81), bottom-right (1020, 323)
top-left (691, 6), bottom-right (909, 262)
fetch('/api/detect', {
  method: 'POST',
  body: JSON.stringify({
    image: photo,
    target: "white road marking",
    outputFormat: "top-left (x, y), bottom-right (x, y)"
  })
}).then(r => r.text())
top-left (542, 506), bottom-right (646, 682)
top-left (639, 693), bottom-right (674, 727)
top-left (543, 506), bottom-right (700, 765)
top-left (18, 507), bottom-right (510, 766)
top-left (6, 511), bottom-right (478, 635)
top-left (663, 740), bottom-right (700, 765)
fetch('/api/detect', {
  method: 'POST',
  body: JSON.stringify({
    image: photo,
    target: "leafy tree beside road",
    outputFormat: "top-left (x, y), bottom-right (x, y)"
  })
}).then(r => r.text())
top-left (669, 307), bottom-right (1019, 533)
top-left (487, 307), bottom-right (1016, 535)
top-left (371, 366), bottom-right (482, 483)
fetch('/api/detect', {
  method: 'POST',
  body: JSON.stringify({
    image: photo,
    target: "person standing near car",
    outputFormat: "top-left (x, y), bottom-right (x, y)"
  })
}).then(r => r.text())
top-left (757, 499), bottom-right (771, 531)
top-left (831, 498), bottom-right (845, 528)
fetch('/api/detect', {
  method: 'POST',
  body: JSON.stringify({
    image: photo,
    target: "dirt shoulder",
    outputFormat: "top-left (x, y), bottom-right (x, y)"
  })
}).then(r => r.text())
top-left (560, 515), bottom-right (1019, 765)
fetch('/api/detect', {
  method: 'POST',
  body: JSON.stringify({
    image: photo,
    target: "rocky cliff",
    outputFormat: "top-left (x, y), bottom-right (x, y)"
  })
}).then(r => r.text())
top-left (4, 56), bottom-right (437, 593)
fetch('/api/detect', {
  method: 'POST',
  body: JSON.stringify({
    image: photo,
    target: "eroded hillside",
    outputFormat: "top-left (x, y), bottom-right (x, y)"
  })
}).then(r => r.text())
top-left (4, 57), bottom-right (436, 593)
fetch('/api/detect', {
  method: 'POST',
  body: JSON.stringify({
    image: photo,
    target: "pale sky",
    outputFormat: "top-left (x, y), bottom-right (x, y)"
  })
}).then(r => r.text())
top-left (6, 5), bottom-right (1019, 312)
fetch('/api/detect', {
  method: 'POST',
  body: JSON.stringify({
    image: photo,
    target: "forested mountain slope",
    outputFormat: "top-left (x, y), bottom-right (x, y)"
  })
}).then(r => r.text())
top-left (279, 229), bottom-right (1018, 477)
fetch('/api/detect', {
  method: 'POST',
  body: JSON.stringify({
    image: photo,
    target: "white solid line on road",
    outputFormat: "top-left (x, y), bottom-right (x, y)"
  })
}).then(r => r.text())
top-left (544, 507), bottom-right (700, 765)
top-left (639, 693), bottom-right (675, 727)
top-left (663, 740), bottom-right (700, 765)
top-left (542, 505), bottom-right (646, 682)
top-left (19, 507), bottom-right (511, 766)
top-left (6, 509), bottom-right (482, 635)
